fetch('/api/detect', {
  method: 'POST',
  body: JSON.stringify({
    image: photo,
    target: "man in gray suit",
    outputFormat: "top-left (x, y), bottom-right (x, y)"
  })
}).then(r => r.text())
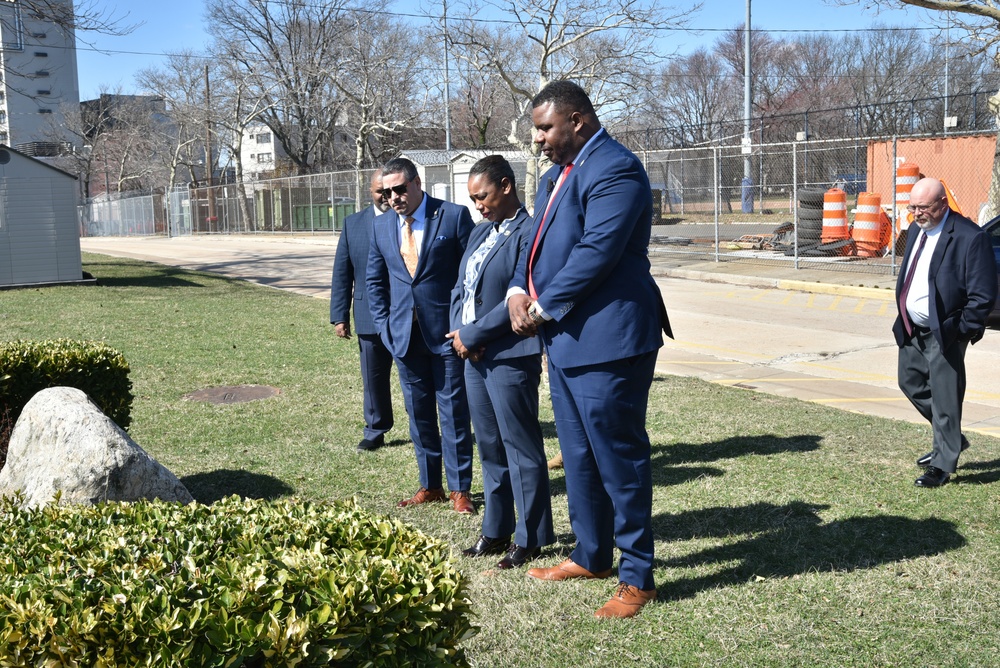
top-left (331, 169), bottom-right (394, 452)
top-left (894, 177), bottom-right (997, 487)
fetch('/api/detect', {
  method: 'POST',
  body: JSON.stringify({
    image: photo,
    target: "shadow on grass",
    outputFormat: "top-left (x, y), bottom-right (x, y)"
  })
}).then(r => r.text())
top-left (653, 501), bottom-right (966, 601)
top-left (954, 457), bottom-right (1000, 485)
top-left (180, 469), bottom-right (294, 504)
top-left (654, 434), bottom-right (822, 465)
top-left (88, 263), bottom-right (206, 289)
top-left (647, 434), bottom-right (822, 488)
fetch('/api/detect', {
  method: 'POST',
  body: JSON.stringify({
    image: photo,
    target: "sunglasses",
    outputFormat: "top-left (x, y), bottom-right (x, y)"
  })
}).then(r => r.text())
top-left (377, 183), bottom-right (410, 198)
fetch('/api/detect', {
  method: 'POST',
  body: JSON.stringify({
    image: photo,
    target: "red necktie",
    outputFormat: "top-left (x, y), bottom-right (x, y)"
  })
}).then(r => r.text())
top-left (528, 163), bottom-right (573, 299)
top-left (899, 231), bottom-right (927, 337)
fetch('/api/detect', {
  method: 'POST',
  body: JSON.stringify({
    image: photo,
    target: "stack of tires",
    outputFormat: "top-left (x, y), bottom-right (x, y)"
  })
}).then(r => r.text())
top-left (796, 188), bottom-right (825, 250)
top-left (791, 187), bottom-right (856, 257)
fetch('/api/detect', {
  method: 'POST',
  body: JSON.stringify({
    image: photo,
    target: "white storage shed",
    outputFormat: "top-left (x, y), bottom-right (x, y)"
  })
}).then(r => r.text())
top-left (0, 146), bottom-right (83, 287)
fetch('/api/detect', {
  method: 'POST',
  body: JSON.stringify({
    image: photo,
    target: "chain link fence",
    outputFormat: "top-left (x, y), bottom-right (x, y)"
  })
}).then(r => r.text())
top-left (80, 130), bottom-right (998, 276)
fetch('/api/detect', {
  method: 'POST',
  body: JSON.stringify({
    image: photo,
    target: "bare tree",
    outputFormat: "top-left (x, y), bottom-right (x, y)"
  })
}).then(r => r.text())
top-left (137, 52), bottom-right (222, 196)
top-left (647, 47), bottom-right (740, 147)
top-left (206, 0), bottom-right (353, 174)
top-left (210, 61), bottom-right (275, 227)
top-left (333, 10), bottom-right (431, 180)
top-left (447, 0), bottom-right (700, 201)
top-left (448, 61), bottom-right (521, 148)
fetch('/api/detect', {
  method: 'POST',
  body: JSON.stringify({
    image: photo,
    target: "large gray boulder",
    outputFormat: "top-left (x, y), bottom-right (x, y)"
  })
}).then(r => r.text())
top-left (0, 386), bottom-right (193, 509)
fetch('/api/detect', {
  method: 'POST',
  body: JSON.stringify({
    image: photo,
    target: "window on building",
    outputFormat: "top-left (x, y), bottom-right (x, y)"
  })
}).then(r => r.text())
top-left (256, 132), bottom-right (271, 144)
top-left (35, 70), bottom-right (49, 77)
top-left (0, 2), bottom-right (23, 51)
top-left (34, 51), bottom-right (47, 57)
top-left (38, 108), bottom-right (52, 114)
top-left (36, 89), bottom-right (49, 96)
top-left (32, 32), bottom-right (46, 39)
top-left (0, 112), bottom-right (6, 124)
top-left (258, 152), bottom-right (272, 161)
top-left (249, 154), bottom-right (255, 161)
top-left (0, 132), bottom-right (8, 143)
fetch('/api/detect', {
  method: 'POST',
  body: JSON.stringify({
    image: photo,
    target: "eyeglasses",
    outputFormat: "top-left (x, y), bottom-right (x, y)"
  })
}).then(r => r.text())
top-left (906, 198), bottom-right (945, 214)
top-left (377, 183), bottom-right (410, 198)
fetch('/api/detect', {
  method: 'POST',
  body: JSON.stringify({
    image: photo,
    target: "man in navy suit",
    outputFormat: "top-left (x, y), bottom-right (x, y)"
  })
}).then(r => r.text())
top-left (447, 155), bottom-right (554, 570)
top-left (367, 157), bottom-right (477, 514)
top-left (893, 177), bottom-right (996, 488)
top-left (508, 81), bottom-right (671, 619)
top-left (330, 168), bottom-right (394, 452)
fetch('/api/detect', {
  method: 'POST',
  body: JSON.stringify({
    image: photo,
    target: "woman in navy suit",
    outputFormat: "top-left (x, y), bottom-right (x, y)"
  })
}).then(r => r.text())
top-left (447, 156), bottom-right (554, 569)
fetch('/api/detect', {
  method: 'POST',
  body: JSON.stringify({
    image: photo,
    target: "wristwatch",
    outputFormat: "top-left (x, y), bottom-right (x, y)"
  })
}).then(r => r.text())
top-left (527, 303), bottom-right (544, 324)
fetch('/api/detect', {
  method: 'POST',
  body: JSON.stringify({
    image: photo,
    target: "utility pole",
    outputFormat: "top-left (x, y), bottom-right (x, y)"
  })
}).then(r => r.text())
top-left (443, 0), bottom-right (452, 151)
top-left (742, 0), bottom-right (753, 212)
top-left (205, 64), bottom-right (217, 230)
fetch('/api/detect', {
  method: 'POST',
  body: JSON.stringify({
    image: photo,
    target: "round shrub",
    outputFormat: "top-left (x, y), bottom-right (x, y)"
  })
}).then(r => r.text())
top-left (0, 495), bottom-right (475, 666)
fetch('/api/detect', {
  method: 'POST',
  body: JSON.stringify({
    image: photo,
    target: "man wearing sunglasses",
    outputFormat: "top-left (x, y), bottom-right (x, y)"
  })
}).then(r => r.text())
top-left (367, 157), bottom-right (477, 514)
top-left (894, 177), bottom-right (996, 488)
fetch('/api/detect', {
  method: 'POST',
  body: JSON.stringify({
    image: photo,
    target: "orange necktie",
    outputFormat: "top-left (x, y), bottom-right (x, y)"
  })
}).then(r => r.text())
top-left (401, 216), bottom-right (418, 276)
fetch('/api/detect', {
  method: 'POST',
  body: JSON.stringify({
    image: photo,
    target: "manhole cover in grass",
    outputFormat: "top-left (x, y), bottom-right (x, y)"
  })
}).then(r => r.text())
top-left (184, 385), bottom-right (280, 404)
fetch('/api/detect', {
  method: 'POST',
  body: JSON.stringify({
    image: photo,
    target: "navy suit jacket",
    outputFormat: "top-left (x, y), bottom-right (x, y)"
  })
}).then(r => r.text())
top-left (330, 205), bottom-right (379, 335)
top-left (450, 209), bottom-right (543, 362)
top-left (893, 210), bottom-right (997, 350)
top-left (367, 194), bottom-right (474, 357)
top-left (513, 130), bottom-right (672, 369)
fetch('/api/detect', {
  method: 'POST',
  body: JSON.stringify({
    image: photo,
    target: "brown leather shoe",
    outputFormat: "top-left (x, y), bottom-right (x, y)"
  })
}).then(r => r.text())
top-left (594, 582), bottom-right (657, 619)
top-left (449, 490), bottom-right (476, 514)
top-left (547, 452), bottom-right (563, 470)
top-left (397, 487), bottom-right (446, 508)
top-left (526, 558), bottom-right (612, 581)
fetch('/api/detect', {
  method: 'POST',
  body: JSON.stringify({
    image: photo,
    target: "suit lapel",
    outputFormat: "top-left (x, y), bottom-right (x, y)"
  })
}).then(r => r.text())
top-left (928, 214), bottom-right (956, 279)
top-left (532, 132), bottom-right (610, 249)
top-left (416, 198), bottom-right (443, 277)
top-left (475, 214), bottom-right (523, 289)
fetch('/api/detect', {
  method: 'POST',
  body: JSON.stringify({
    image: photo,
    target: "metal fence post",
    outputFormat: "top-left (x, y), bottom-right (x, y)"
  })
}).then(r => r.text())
top-left (713, 146), bottom-right (719, 263)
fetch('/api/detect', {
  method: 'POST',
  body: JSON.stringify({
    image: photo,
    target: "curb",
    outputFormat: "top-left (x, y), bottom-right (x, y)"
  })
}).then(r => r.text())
top-left (658, 268), bottom-right (896, 301)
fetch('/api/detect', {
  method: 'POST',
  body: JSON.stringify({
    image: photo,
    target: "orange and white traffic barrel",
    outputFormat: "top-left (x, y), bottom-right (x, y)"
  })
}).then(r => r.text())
top-left (895, 162), bottom-right (920, 232)
top-left (822, 188), bottom-right (849, 246)
top-left (853, 192), bottom-right (888, 257)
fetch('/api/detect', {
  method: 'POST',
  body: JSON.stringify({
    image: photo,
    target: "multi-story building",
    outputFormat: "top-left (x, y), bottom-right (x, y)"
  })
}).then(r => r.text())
top-left (240, 124), bottom-right (288, 180)
top-left (0, 0), bottom-right (80, 156)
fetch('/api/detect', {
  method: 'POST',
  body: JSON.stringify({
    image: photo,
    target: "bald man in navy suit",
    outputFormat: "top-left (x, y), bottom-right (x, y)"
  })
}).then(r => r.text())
top-left (331, 168), bottom-right (394, 452)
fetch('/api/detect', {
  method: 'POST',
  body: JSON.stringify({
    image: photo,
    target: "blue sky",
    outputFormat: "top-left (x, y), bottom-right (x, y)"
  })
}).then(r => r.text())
top-left (75, 0), bottom-right (935, 101)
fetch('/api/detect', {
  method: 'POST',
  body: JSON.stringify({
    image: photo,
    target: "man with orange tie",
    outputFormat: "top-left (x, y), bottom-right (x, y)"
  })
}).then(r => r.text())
top-left (507, 81), bottom-right (672, 619)
top-left (893, 177), bottom-right (996, 488)
top-left (367, 157), bottom-right (476, 513)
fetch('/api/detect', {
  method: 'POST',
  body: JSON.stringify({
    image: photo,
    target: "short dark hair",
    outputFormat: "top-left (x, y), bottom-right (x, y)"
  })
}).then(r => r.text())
top-left (531, 80), bottom-right (595, 116)
top-left (382, 157), bottom-right (418, 182)
top-left (469, 155), bottom-right (516, 190)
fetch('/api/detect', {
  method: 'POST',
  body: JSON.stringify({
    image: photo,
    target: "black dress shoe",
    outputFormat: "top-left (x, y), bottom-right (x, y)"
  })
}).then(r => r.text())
top-left (916, 435), bottom-right (970, 467)
top-left (356, 437), bottom-right (384, 452)
top-left (497, 545), bottom-right (540, 569)
top-left (915, 466), bottom-right (950, 488)
top-left (462, 535), bottom-right (510, 558)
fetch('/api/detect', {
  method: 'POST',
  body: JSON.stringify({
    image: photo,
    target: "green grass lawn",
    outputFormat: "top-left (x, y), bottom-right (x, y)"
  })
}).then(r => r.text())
top-left (3, 253), bottom-right (998, 667)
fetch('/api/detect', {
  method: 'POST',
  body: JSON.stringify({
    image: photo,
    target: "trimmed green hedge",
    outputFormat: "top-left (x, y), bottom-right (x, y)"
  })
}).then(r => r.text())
top-left (0, 496), bottom-right (475, 667)
top-left (0, 338), bottom-right (133, 430)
